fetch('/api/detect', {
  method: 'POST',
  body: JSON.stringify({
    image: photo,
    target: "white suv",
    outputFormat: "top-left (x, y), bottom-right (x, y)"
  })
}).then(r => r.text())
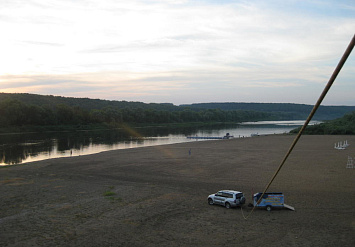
top-left (207, 190), bottom-right (246, 208)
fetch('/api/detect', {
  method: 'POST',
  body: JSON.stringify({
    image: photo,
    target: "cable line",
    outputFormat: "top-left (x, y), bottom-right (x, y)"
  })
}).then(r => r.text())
top-left (243, 34), bottom-right (355, 220)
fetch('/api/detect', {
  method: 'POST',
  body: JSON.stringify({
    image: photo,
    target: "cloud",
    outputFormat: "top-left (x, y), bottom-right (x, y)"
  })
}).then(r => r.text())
top-left (0, 71), bottom-right (189, 101)
top-left (0, 0), bottom-right (354, 105)
top-left (21, 41), bottom-right (64, 47)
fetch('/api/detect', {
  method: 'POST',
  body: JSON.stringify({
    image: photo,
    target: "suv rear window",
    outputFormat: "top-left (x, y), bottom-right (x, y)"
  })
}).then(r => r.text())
top-left (235, 193), bottom-right (243, 199)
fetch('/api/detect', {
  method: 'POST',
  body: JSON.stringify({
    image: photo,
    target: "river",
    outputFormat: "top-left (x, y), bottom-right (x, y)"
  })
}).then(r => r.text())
top-left (0, 120), bottom-right (320, 166)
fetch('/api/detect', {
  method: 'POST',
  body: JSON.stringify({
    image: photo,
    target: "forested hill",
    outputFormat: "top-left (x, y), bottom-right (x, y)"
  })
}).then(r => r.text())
top-left (182, 102), bottom-right (355, 120)
top-left (0, 93), bottom-right (179, 111)
top-left (0, 93), bottom-right (278, 128)
top-left (290, 111), bottom-right (355, 135)
top-left (0, 93), bottom-right (354, 130)
top-left (1, 93), bottom-right (354, 120)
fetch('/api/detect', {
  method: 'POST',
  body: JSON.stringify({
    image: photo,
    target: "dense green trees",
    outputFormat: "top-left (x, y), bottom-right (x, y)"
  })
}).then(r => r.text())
top-left (185, 102), bottom-right (355, 120)
top-left (1, 93), bottom-right (354, 132)
top-left (0, 98), bottom-right (277, 128)
top-left (290, 111), bottom-right (355, 135)
top-left (2, 93), bottom-right (355, 121)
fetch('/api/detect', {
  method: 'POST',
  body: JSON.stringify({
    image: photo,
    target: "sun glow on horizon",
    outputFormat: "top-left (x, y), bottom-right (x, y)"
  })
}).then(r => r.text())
top-left (1, 0), bottom-right (354, 105)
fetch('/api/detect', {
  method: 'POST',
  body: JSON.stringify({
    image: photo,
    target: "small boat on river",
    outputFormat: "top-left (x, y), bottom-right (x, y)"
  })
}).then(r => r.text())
top-left (187, 133), bottom-right (233, 140)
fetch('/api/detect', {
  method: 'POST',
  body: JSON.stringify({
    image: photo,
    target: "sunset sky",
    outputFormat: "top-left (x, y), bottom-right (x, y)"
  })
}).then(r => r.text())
top-left (1, 0), bottom-right (354, 105)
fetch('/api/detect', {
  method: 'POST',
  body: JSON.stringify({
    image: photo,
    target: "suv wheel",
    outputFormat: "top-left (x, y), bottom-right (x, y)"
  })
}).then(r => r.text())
top-left (208, 198), bottom-right (214, 205)
top-left (225, 202), bottom-right (231, 209)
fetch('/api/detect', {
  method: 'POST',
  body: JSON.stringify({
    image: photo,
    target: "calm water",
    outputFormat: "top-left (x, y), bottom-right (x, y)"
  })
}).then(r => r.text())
top-left (0, 121), bottom-right (320, 166)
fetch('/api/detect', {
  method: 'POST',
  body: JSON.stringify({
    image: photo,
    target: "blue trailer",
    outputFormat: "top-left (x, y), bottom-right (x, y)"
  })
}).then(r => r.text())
top-left (253, 192), bottom-right (295, 211)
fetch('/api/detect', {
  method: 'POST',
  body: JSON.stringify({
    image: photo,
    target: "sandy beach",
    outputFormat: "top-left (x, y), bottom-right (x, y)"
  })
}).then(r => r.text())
top-left (1, 134), bottom-right (354, 247)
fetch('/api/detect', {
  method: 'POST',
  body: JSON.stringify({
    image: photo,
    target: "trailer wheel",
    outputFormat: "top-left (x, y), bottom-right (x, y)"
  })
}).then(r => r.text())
top-left (225, 202), bottom-right (231, 209)
top-left (266, 205), bottom-right (272, 211)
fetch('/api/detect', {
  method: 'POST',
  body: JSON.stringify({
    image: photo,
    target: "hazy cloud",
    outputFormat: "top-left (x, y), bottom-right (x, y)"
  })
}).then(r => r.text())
top-left (0, 0), bottom-right (354, 105)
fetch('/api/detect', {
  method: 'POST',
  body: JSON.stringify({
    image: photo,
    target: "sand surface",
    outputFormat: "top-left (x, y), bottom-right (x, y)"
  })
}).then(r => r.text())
top-left (1, 134), bottom-right (354, 247)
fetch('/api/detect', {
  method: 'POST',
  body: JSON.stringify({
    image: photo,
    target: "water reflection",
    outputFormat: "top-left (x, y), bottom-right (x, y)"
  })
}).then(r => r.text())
top-left (0, 122), bottom-right (308, 166)
top-left (0, 125), bottom-right (211, 165)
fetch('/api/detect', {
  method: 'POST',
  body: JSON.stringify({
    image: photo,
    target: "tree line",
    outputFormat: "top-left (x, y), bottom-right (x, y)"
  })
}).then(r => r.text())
top-left (0, 98), bottom-right (280, 128)
top-left (2, 93), bottom-right (355, 121)
top-left (184, 102), bottom-right (355, 120)
top-left (290, 111), bottom-right (355, 135)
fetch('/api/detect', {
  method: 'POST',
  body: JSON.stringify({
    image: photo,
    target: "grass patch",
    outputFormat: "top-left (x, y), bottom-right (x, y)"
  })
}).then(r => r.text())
top-left (103, 191), bottom-right (116, 197)
top-left (103, 189), bottom-right (123, 203)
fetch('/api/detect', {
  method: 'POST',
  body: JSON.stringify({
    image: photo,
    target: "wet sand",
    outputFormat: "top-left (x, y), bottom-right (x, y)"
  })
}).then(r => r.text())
top-left (1, 134), bottom-right (354, 246)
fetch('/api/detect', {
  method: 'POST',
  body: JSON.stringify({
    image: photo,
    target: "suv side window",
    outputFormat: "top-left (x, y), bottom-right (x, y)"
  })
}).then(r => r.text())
top-left (216, 192), bottom-right (223, 197)
top-left (222, 192), bottom-right (233, 198)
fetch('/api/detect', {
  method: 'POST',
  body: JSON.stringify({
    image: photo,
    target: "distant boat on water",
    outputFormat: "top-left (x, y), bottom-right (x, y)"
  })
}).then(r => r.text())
top-left (187, 133), bottom-right (233, 140)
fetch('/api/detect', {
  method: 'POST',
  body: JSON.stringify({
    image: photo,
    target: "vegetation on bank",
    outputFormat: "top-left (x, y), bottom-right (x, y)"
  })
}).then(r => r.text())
top-left (1, 93), bottom-right (355, 120)
top-left (0, 93), bottom-right (354, 134)
top-left (290, 111), bottom-right (355, 135)
top-left (184, 102), bottom-right (355, 120)
top-left (0, 98), bottom-right (279, 132)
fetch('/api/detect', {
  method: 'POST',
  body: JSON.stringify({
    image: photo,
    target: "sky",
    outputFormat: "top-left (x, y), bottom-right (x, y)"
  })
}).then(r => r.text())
top-left (0, 0), bottom-right (354, 105)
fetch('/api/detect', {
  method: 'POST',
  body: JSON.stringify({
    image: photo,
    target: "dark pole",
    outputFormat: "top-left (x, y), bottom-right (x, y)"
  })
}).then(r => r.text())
top-left (245, 34), bottom-right (355, 219)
